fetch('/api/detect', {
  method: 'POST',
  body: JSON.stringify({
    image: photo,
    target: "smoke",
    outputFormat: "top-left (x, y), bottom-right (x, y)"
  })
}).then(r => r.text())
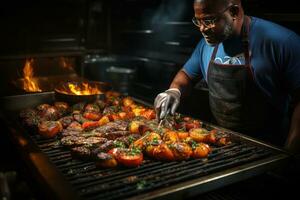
top-left (150, 0), bottom-right (189, 25)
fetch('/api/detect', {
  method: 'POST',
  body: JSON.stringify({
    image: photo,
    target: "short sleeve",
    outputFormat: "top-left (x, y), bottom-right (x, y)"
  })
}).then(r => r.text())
top-left (183, 40), bottom-right (204, 80)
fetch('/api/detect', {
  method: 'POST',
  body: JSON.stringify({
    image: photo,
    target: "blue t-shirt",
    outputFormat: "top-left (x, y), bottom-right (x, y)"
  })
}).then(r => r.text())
top-left (183, 16), bottom-right (300, 114)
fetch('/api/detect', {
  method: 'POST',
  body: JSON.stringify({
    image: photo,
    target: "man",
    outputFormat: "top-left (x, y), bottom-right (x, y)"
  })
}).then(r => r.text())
top-left (154, 0), bottom-right (300, 154)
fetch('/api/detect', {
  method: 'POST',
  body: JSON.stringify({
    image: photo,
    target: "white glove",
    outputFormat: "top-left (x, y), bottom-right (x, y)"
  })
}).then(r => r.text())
top-left (154, 88), bottom-right (181, 120)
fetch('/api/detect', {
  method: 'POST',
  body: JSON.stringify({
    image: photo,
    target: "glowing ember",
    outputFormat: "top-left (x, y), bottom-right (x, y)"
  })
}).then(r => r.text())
top-left (22, 58), bottom-right (42, 92)
top-left (57, 82), bottom-right (102, 95)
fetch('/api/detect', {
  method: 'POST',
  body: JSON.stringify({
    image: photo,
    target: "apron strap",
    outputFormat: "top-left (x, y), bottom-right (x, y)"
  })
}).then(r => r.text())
top-left (210, 44), bottom-right (219, 61)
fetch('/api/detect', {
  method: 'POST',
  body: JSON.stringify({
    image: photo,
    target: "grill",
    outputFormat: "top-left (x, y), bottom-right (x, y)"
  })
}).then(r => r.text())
top-left (0, 92), bottom-right (290, 200)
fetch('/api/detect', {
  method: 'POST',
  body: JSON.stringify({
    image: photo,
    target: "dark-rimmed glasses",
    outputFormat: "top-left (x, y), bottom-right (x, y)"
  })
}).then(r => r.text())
top-left (192, 4), bottom-right (236, 28)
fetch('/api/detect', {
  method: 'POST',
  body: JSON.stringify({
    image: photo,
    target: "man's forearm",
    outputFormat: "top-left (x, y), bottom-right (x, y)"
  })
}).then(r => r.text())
top-left (169, 69), bottom-right (193, 97)
top-left (285, 101), bottom-right (300, 154)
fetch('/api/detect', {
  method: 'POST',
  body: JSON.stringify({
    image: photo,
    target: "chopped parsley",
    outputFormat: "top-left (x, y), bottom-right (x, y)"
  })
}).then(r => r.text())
top-left (136, 180), bottom-right (147, 190)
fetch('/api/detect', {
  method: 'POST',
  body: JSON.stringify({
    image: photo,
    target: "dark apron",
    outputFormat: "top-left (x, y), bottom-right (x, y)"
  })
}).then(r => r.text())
top-left (207, 16), bottom-right (287, 146)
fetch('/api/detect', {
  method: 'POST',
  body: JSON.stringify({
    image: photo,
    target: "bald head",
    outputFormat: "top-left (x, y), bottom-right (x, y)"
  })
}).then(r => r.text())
top-left (194, 0), bottom-right (241, 5)
top-left (194, 0), bottom-right (241, 12)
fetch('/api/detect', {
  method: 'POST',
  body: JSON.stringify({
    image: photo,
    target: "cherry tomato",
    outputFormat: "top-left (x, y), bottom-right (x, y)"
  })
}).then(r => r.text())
top-left (82, 121), bottom-right (99, 130)
top-left (83, 112), bottom-right (102, 121)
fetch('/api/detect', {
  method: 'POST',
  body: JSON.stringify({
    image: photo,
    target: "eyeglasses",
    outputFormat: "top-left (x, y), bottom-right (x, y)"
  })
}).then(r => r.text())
top-left (192, 4), bottom-right (236, 28)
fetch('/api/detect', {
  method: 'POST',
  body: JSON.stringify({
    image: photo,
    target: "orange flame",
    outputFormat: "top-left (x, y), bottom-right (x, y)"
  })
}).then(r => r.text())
top-left (58, 82), bottom-right (102, 95)
top-left (23, 58), bottom-right (42, 92)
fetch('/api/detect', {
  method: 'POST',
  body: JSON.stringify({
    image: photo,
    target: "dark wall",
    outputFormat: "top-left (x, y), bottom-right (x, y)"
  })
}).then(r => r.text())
top-left (1, 0), bottom-right (299, 119)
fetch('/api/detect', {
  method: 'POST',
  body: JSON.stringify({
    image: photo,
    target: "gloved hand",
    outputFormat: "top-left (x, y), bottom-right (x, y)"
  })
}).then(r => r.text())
top-left (154, 88), bottom-right (181, 120)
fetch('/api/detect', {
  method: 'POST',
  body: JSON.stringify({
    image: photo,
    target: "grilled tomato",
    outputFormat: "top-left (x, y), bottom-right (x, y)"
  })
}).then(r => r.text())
top-left (38, 120), bottom-right (63, 138)
top-left (109, 148), bottom-right (143, 167)
top-left (192, 143), bottom-right (211, 158)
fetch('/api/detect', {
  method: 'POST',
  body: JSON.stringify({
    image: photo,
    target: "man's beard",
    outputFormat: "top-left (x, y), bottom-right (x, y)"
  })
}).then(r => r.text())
top-left (203, 21), bottom-right (233, 46)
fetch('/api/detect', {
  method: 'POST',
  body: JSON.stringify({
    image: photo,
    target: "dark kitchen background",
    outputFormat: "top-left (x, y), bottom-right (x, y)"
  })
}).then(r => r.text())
top-left (0, 0), bottom-right (299, 116)
top-left (0, 0), bottom-right (299, 199)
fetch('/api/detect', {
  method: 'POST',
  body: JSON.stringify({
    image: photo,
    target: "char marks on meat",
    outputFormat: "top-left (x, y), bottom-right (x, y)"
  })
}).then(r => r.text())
top-left (95, 120), bottom-right (129, 133)
top-left (61, 136), bottom-right (86, 147)
top-left (61, 135), bottom-right (108, 147)
top-left (71, 146), bottom-right (92, 160)
top-left (92, 140), bottom-right (115, 154)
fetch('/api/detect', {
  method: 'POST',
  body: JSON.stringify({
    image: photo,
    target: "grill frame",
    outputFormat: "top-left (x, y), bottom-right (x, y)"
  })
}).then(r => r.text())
top-left (0, 92), bottom-right (290, 200)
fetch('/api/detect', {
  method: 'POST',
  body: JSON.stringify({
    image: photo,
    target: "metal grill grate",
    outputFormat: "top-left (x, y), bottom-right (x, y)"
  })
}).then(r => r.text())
top-left (31, 135), bottom-right (274, 200)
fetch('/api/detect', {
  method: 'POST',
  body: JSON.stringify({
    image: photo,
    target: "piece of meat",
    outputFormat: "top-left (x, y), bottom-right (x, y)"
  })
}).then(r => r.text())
top-left (94, 120), bottom-right (129, 134)
top-left (54, 102), bottom-right (70, 116)
top-left (38, 106), bottom-right (61, 121)
top-left (102, 106), bottom-right (120, 115)
top-left (104, 130), bottom-right (130, 140)
top-left (61, 129), bottom-right (82, 137)
top-left (114, 134), bottom-right (141, 147)
top-left (19, 108), bottom-right (40, 127)
top-left (71, 146), bottom-right (92, 160)
top-left (72, 111), bottom-right (89, 124)
top-left (84, 103), bottom-right (100, 113)
top-left (60, 136), bottom-right (86, 147)
top-left (58, 116), bottom-right (74, 128)
top-left (92, 140), bottom-right (115, 154)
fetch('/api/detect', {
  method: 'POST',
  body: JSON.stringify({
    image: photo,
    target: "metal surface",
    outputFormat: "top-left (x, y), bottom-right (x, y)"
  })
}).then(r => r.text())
top-left (0, 92), bottom-right (291, 200)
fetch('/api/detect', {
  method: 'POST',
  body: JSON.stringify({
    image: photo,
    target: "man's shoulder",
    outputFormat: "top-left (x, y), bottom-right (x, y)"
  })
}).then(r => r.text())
top-left (250, 16), bottom-right (296, 42)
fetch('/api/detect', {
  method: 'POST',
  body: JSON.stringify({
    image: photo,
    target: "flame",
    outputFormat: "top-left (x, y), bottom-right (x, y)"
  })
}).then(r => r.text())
top-left (59, 57), bottom-right (74, 71)
top-left (58, 82), bottom-right (102, 95)
top-left (22, 58), bottom-right (42, 92)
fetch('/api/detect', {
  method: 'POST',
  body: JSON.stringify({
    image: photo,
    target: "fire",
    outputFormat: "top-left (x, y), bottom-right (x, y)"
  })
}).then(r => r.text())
top-left (23, 58), bottom-right (42, 92)
top-left (58, 82), bottom-right (102, 95)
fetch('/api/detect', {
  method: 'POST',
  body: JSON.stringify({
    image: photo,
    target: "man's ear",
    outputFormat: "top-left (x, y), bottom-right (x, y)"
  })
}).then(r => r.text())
top-left (229, 5), bottom-right (239, 18)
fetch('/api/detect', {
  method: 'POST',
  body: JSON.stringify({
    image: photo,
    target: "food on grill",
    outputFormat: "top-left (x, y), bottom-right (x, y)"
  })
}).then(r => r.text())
top-left (54, 101), bottom-right (70, 116)
top-left (19, 92), bottom-right (231, 168)
top-left (38, 106), bottom-right (61, 121)
top-left (71, 146), bottom-right (92, 160)
top-left (19, 108), bottom-right (40, 127)
top-left (108, 147), bottom-right (144, 167)
top-left (83, 111), bottom-right (102, 121)
top-left (192, 142), bottom-right (211, 158)
top-left (95, 152), bottom-right (118, 168)
top-left (189, 128), bottom-right (216, 143)
top-left (38, 120), bottom-right (63, 138)
top-left (58, 116), bottom-right (74, 128)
